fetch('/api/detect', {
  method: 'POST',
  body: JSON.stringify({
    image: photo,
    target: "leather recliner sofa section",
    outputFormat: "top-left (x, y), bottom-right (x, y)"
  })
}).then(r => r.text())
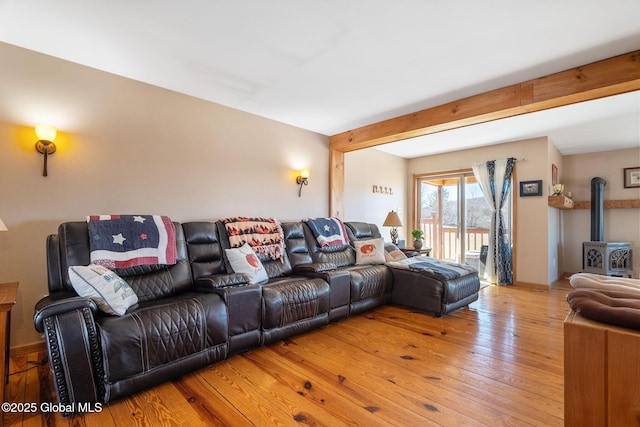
top-left (34, 219), bottom-right (478, 411)
top-left (34, 222), bottom-right (228, 406)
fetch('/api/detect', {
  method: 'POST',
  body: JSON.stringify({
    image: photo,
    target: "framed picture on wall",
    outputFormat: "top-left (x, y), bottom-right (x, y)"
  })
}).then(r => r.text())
top-left (519, 180), bottom-right (543, 197)
top-left (624, 167), bottom-right (640, 188)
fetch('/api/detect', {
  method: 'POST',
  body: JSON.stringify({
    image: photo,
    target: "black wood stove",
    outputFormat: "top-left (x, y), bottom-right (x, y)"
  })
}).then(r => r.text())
top-left (582, 177), bottom-right (633, 277)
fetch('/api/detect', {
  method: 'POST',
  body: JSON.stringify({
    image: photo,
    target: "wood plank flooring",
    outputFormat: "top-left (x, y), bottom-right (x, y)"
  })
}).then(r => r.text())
top-left (3, 284), bottom-right (570, 426)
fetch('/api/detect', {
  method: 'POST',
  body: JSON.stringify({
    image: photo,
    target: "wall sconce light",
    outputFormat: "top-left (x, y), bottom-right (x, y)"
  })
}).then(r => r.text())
top-left (0, 217), bottom-right (7, 232)
top-left (35, 124), bottom-right (57, 177)
top-left (296, 169), bottom-right (310, 197)
top-left (383, 210), bottom-right (403, 245)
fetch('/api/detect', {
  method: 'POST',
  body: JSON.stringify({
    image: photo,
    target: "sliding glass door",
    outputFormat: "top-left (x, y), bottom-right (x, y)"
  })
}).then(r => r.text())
top-left (418, 172), bottom-right (500, 271)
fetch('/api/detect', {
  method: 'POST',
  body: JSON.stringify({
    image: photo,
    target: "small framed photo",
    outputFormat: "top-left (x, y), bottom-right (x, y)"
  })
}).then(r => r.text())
top-left (519, 180), bottom-right (543, 197)
top-left (624, 167), bottom-right (640, 188)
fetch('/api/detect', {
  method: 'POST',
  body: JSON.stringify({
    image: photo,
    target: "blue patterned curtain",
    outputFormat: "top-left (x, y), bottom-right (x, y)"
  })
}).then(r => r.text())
top-left (472, 158), bottom-right (516, 285)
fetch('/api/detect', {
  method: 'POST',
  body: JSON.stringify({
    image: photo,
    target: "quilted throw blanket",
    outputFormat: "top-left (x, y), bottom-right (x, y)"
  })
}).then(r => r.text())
top-left (304, 217), bottom-right (349, 247)
top-left (87, 215), bottom-right (177, 269)
top-left (386, 256), bottom-right (477, 281)
top-left (221, 216), bottom-right (285, 261)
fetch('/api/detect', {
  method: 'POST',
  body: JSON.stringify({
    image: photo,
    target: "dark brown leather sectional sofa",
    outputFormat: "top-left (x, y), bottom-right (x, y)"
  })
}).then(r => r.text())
top-left (34, 219), bottom-right (479, 411)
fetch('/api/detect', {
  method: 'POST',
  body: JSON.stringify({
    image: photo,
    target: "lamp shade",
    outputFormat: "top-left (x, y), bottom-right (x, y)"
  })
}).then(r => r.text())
top-left (383, 211), bottom-right (402, 227)
top-left (35, 124), bottom-right (57, 142)
top-left (0, 217), bottom-right (7, 232)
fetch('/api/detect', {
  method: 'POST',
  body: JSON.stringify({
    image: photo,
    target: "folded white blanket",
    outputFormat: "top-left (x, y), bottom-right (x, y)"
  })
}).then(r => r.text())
top-left (570, 272), bottom-right (640, 296)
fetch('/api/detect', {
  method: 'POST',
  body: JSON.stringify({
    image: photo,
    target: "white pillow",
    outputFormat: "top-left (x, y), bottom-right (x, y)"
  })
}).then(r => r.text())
top-left (225, 244), bottom-right (269, 285)
top-left (68, 264), bottom-right (139, 316)
top-left (354, 238), bottom-right (386, 265)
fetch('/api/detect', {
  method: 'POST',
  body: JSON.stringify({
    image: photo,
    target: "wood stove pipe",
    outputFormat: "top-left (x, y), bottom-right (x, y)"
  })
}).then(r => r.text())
top-left (590, 177), bottom-right (606, 241)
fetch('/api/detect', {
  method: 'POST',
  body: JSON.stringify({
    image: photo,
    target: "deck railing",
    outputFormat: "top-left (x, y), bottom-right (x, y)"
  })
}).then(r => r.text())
top-left (420, 216), bottom-right (489, 262)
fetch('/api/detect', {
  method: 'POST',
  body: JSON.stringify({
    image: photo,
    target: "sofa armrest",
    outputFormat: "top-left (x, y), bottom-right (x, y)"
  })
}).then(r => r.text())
top-left (34, 294), bottom-right (97, 332)
top-left (33, 294), bottom-right (104, 410)
top-left (293, 262), bottom-right (337, 273)
top-left (194, 273), bottom-right (248, 289)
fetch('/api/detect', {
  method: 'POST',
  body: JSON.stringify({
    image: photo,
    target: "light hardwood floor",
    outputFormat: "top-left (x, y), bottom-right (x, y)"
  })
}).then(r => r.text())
top-left (4, 284), bottom-right (570, 426)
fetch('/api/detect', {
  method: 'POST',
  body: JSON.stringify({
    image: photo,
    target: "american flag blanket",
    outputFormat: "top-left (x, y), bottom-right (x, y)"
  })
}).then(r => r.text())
top-left (386, 256), bottom-right (477, 281)
top-left (221, 216), bottom-right (284, 261)
top-left (304, 217), bottom-right (349, 247)
top-left (87, 215), bottom-right (177, 269)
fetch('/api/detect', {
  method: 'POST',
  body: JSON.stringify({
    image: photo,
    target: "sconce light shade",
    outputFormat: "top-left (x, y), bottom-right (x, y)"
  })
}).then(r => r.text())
top-left (35, 124), bottom-right (57, 177)
top-left (0, 217), bottom-right (7, 232)
top-left (383, 210), bottom-right (402, 245)
top-left (296, 169), bottom-right (310, 197)
top-left (35, 124), bottom-right (57, 142)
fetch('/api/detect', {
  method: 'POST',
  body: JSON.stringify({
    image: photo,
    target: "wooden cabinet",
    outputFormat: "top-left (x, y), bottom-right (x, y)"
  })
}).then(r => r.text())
top-left (564, 311), bottom-right (640, 426)
top-left (0, 282), bottom-right (18, 404)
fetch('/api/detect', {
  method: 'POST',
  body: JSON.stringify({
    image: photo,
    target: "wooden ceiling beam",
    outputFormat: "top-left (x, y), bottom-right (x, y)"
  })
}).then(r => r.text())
top-left (330, 50), bottom-right (640, 152)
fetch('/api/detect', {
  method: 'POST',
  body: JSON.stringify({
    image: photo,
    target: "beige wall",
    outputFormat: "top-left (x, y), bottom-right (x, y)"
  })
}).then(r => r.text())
top-left (3, 41), bottom-right (636, 350)
top-left (0, 42), bottom-right (330, 347)
top-left (408, 137), bottom-right (552, 286)
top-left (562, 148), bottom-right (640, 277)
top-left (344, 149), bottom-right (408, 243)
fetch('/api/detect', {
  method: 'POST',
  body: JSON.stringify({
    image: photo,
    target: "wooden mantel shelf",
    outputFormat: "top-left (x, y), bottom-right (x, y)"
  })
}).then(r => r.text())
top-left (549, 197), bottom-right (640, 210)
top-left (548, 196), bottom-right (574, 209)
top-left (573, 199), bottom-right (640, 209)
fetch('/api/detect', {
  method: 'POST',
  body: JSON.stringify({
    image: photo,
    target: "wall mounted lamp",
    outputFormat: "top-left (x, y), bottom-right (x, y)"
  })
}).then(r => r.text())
top-left (383, 210), bottom-right (402, 245)
top-left (0, 217), bottom-right (7, 232)
top-left (35, 124), bottom-right (57, 177)
top-left (296, 169), bottom-right (310, 197)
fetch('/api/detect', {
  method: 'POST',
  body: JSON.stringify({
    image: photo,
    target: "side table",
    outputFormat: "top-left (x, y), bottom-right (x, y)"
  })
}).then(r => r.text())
top-left (0, 282), bottom-right (18, 404)
top-left (400, 248), bottom-right (431, 257)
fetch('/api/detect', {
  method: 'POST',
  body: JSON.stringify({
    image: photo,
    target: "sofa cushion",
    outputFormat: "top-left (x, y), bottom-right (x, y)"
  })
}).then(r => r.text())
top-left (225, 244), bottom-right (268, 284)
top-left (68, 264), bottom-right (138, 315)
top-left (354, 238), bottom-right (386, 265)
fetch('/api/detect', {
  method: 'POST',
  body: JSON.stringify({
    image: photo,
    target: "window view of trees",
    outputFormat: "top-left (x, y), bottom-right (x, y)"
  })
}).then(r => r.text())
top-left (420, 182), bottom-right (491, 229)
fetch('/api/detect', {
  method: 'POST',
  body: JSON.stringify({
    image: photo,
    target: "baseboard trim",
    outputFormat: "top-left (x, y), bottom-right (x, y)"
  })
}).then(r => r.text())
top-left (514, 281), bottom-right (550, 290)
top-left (11, 341), bottom-right (46, 357)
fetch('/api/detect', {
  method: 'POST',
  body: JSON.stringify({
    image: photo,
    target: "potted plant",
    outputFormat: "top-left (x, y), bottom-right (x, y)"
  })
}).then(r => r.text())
top-left (411, 229), bottom-right (424, 250)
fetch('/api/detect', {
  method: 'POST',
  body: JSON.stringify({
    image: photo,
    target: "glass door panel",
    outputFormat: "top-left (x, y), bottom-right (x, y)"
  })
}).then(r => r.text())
top-left (418, 171), bottom-right (513, 281)
top-left (419, 176), bottom-right (461, 262)
top-left (464, 176), bottom-right (491, 275)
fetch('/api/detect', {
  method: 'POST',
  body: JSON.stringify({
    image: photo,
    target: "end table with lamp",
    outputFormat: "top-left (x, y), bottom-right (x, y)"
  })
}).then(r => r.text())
top-left (399, 247), bottom-right (431, 257)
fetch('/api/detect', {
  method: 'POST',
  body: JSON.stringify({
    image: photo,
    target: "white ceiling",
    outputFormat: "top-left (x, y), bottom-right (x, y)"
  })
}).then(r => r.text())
top-left (0, 0), bottom-right (638, 158)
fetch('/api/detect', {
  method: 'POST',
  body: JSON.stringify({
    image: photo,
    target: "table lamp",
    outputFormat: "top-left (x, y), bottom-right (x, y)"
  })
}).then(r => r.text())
top-left (382, 211), bottom-right (402, 245)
